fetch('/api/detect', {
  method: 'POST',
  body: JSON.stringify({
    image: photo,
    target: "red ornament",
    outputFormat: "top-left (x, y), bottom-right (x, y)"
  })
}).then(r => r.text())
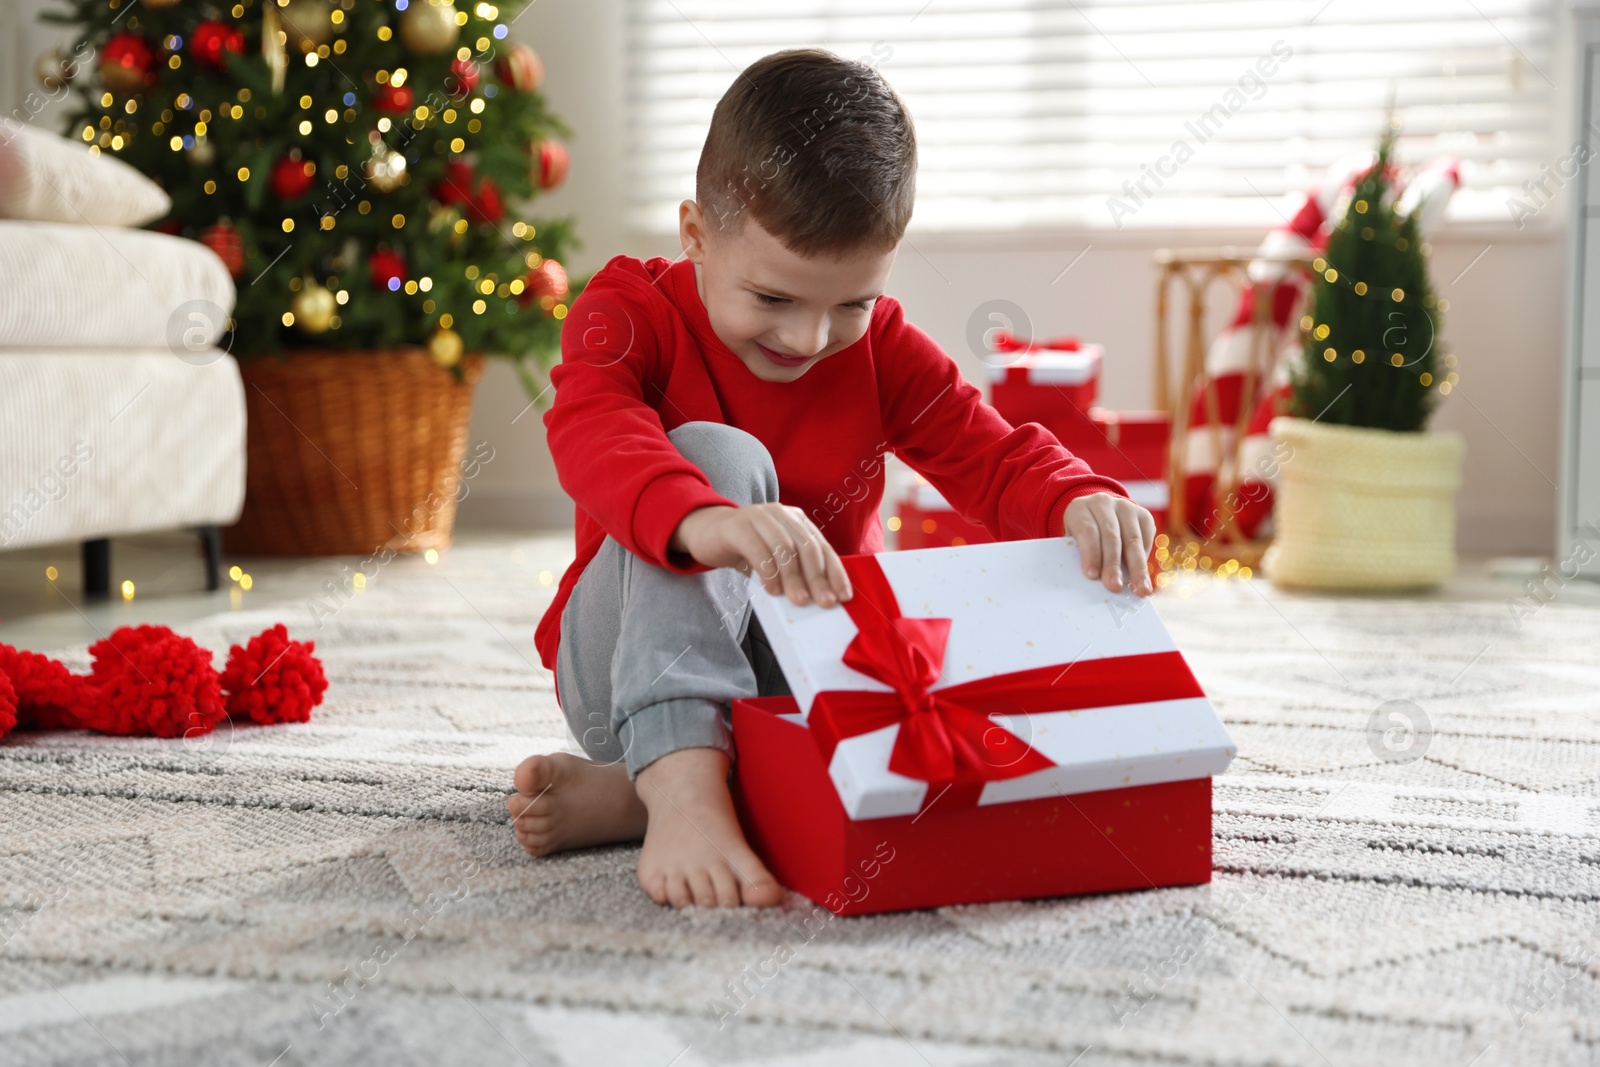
top-left (448, 57), bottom-right (480, 97)
top-left (199, 222), bottom-right (245, 277)
top-left (221, 624), bottom-right (328, 725)
top-left (433, 159), bottom-right (502, 223)
top-left (371, 82), bottom-right (414, 115)
top-left (471, 176), bottom-right (503, 223)
top-left (191, 20), bottom-right (245, 72)
top-left (519, 258), bottom-right (568, 308)
top-left (151, 220), bottom-right (184, 236)
top-left (536, 139), bottom-right (569, 190)
top-left (270, 152), bottom-right (315, 199)
top-left (0, 644), bottom-right (86, 731)
top-left (495, 43), bottom-right (544, 92)
top-left (432, 158), bottom-right (477, 209)
top-left (82, 625), bottom-right (226, 739)
top-left (369, 247), bottom-right (407, 290)
top-left (99, 33), bottom-right (155, 93)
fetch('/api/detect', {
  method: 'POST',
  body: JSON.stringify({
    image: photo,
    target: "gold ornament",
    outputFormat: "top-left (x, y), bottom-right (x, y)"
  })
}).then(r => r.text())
top-left (34, 47), bottom-right (78, 92)
top-left (290, 281), bottom-right (337, 333)
top-left (262, 4), bottom-right (288, 94)
top-left (277, 0), bottom-right (334, 51)
top-left (362, 135), bottom-right (408, 193)
top-left (398, 0), bottom-right (460, 55)
top-left (428, 326), bottom-right (464, 367)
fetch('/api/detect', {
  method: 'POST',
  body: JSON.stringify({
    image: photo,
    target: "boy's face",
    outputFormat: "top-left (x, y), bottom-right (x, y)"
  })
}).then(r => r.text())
top-left (679, 200), bottom-right (898, 383)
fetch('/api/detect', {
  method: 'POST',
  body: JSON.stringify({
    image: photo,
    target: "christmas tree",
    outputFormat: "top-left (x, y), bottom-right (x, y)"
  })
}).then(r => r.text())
top-left (39, 0), bottom-right (578, 395)
top-left (1288, 119), bottom-right (1448, 431)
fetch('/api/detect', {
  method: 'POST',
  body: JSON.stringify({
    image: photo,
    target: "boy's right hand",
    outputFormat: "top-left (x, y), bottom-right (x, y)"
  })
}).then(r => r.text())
top-left (671, 504), bottom-right (853, 608)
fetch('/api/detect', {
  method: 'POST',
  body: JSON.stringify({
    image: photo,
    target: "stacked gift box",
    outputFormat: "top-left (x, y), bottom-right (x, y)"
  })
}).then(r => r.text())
top-left (892, 333), bottom-right (1172, 549)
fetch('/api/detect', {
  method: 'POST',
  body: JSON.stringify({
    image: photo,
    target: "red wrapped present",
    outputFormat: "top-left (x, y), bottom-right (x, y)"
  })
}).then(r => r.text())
top-left (892, 479), bottom-right (994, 550)
top-left (986, 333), bottom-right (1102, 435)
top-left (730, 537), bottom-right (1235, 915)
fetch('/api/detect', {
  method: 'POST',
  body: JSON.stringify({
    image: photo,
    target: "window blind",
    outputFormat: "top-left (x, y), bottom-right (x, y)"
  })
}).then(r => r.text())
top-left (624, 0), bottom-right (1557, 233)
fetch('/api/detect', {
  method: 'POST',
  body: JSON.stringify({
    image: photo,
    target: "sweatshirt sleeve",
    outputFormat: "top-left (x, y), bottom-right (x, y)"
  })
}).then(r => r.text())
top-left (873, 298), bottom-right (1130, 540)
top-left (542, 265), bottom-right (738, 572)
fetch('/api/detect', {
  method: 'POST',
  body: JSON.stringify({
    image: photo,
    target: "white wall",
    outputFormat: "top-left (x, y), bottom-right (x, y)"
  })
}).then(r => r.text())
top-left (4, 0), bottom-right (1571, 555)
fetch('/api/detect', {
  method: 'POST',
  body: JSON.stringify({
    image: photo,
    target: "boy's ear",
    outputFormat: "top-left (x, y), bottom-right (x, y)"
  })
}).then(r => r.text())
top-left (679, 199), bottom-right (711, 263)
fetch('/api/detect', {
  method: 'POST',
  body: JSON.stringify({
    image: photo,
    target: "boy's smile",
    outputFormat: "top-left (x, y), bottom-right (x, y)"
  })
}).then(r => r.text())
top-left (679, 200), bottom-right (898, 383)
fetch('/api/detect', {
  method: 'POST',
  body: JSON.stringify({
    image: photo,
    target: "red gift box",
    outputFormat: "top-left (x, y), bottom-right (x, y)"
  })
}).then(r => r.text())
top-left (892, 480), bottom-right (994, 550)
top-left (731, 698), bottom-right (1214, 915)
top-left (729, 539), bottom-right (1233, 914)
top-left (986, 334), bottom-right (1102, 435)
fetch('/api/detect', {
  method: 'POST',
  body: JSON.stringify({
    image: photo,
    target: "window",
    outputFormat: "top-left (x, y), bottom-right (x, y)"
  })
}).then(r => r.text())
top-left (625, 0), bottom-right (1557, 232)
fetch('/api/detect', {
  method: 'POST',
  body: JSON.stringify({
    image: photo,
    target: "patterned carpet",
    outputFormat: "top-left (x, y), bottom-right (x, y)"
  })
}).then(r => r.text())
top-left (2, 538), bottom-right (1598, 1067)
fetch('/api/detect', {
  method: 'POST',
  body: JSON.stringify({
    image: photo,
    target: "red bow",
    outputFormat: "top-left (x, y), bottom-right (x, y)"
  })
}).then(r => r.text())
top-left (807, 555), bottom-right (1205, 799)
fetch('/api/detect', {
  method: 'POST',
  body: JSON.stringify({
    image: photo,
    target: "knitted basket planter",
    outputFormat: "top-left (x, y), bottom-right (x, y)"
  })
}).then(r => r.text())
top-left (223, 349), bottom-right (484, 556)
top-left (1262, 416), bottom-right (1465, 592)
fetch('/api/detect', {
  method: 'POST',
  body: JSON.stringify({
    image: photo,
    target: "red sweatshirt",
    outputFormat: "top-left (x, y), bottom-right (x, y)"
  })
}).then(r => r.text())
top-left (533, 254), bottom-right (1129, 673)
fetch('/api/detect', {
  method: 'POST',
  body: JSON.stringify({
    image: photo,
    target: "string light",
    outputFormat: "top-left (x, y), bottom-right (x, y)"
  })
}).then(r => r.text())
top-left (1352, 350), bottom-right (1365, 363)
top-left (1354, 281), bottom-right (1367, 295)
top-left (1391, 288), bottom-right (1405, 301)
top-left (1323, 347), bottom-right (1336, 362)
top-left (1313, 324), bottom-right (1330, 340)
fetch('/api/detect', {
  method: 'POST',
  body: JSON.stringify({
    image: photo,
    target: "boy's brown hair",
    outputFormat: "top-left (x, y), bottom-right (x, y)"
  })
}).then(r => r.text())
top-left (696, 48), bottom-right (916, 257)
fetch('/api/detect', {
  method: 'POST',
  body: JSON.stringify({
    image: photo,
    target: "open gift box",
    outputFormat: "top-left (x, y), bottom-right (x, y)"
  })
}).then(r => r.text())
top-left (729, 537), bottom-right (1235, 915)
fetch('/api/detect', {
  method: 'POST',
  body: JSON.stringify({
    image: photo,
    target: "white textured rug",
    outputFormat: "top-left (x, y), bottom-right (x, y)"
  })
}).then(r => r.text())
top-left (2, 539), bottom-right (1598, 1067)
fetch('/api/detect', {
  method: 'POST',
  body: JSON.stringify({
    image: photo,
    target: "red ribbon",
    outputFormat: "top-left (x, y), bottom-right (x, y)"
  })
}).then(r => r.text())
top-left (807, 554), bottom-right (1204, 797)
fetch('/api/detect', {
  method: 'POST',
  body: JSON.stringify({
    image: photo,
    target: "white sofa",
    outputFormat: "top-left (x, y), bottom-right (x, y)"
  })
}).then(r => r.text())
top-left (0, 124), bottom-right (245, 594)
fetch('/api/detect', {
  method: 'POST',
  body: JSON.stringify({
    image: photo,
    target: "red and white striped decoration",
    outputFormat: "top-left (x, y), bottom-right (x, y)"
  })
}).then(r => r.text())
top-left (1181, 153), bottom-right (1460, 541)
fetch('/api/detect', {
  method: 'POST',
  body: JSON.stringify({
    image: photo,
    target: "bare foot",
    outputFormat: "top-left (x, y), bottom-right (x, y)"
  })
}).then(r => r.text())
top-left (507, 752), bottom-right (648, 856)
top-left (634, 747), bottom-right (783, 909)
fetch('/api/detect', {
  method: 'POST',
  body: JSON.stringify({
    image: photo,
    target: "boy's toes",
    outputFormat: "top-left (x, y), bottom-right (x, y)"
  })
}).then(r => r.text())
top-left (689, 870), bottom-right (720, 908)
top-left (739, 861), bottom-right (784, 908)
top-left (666, 873), bottom-right (694, 909)
top-left (638, 869), bottom-right (669, 906)
top-left (710, 866), bottom-right (741, 908)
top-left (513, 753), bottom-right (554, 797)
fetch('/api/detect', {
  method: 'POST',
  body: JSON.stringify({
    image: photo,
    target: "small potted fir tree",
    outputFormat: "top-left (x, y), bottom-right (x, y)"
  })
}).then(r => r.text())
top-left (1263, 121), bottom-right (1465, 591)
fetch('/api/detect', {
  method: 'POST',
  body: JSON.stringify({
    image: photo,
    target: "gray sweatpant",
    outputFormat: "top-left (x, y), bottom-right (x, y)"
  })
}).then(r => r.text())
top-left (554, 421), bottom-right (792, 779)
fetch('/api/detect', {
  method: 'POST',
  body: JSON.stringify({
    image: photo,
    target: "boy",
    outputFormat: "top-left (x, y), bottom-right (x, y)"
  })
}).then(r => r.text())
top-left (508, 48), bottom-right (1156, 910)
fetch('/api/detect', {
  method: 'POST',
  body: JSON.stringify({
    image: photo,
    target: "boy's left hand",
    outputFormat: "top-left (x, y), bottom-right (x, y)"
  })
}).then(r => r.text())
top-left (1063, 492), bottom-right (1156, 597)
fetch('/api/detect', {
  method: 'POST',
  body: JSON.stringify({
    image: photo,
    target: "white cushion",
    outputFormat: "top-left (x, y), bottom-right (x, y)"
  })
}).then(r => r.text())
top-left (0, 220), bottom-right (235, 350)
top-left (0, 350), bottom-right (245, 550)
top-left (0, 120), bottom-right (170, 227)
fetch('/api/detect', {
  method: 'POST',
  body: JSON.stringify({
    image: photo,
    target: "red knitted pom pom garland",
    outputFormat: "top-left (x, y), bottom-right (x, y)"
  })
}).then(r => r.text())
top-left (221, 624), bottom-right (328, 725)
top-left (84, 625), bottom-right (227, 739)
top-left (0, 644), bottom-right (88, 731)
top-left (0, 623), bottom-right (327, 742)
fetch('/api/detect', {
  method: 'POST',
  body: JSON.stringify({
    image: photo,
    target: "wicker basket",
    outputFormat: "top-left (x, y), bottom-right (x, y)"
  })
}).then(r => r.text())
top-left (224, 349), bottom-right (485, 556)
top-left (1262, 416), bottom-right (1465, 591)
